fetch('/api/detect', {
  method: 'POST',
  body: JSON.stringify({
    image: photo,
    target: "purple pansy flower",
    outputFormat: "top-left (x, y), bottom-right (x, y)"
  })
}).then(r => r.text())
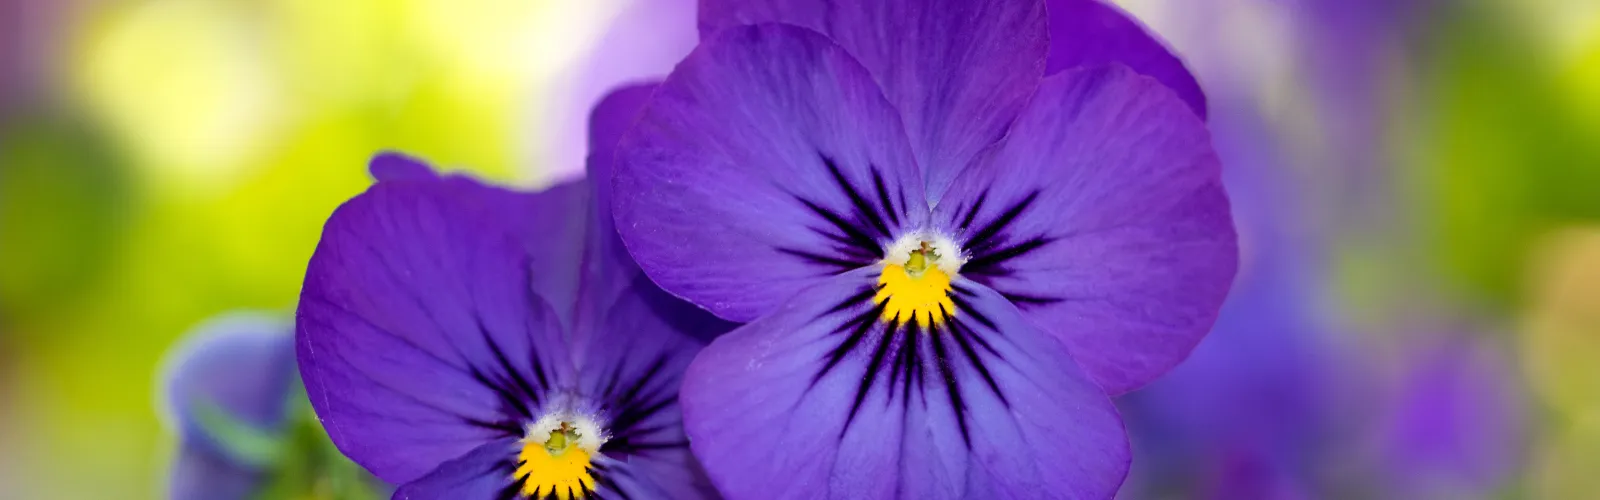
top-left (160, 312), bottom-right (297, 500)
top-left (297, 90), bottom-right (729, 499)
top-left (608, 0), bottom-right (1236, 497)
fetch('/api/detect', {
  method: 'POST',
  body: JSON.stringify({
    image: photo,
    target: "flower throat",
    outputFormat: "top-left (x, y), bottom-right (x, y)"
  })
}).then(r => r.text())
top-left (876, 240), bottom-right (957, 326)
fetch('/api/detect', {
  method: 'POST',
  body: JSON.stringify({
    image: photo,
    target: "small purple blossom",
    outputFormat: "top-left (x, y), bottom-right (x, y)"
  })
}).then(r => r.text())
top-left (295, 89), bottom-right (729, 499)
top-left (608, 0), bottom-right (1237, 497)
top-left (159, 312), bottom-right (296, 500)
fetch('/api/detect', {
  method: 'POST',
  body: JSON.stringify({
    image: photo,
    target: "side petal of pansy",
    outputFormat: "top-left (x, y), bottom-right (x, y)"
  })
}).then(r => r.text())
top-left (367, 151), bottom-right (591, 327)
top-left (699, 0), bottom-right (1048, 200)
top-left (613, 23), bottom-right (927, 322)
top-left (297, 178), bottom-right (576, 484)
top-left (570, 276), bottom-right (733, 499)
top-left (680, 268), bottom-right (1129, 499)
top-left (932, 65), bottom-right (1237, 394)
top-left (1045, 0), bottom-right (1207, 119)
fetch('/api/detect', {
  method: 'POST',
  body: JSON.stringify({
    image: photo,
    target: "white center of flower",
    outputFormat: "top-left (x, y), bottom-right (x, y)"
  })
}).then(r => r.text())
top-left (883, 231), bottom-right (966, 276)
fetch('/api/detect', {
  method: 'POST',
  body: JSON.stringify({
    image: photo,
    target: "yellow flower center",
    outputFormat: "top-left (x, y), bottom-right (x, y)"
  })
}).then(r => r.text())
top-left (515, 423), bottom-right (596, 499)
top-left (875, 242), bottom-right (955, 326)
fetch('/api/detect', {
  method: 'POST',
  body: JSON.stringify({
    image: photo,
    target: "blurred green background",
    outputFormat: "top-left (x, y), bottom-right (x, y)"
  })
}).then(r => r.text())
top-left (1, 0), bottom-right (1597, 498)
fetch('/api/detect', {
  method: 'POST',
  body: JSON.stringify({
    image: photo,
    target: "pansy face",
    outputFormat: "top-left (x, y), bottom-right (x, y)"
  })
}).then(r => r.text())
top-left (608, 0), bottom-right (1236, 498)
top-left (297, 149), bottom-right (727, 499)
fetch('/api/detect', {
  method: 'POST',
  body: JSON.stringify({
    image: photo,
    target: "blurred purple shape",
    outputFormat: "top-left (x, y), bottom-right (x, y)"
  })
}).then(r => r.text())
top-left (157, 312), bottom-right (295, 499)
top-left (544, 0), bottom-right (697, 180)
top-left (1380, 334), bottom-right (1526, 498)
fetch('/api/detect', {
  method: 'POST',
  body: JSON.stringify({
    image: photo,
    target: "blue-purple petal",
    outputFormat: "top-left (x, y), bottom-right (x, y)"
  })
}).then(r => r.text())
top-left (1045, 0), bottom-right (1206, 119)
top-left (680, 268), bottom-right (1129, 499)
top-left (699, 0), bottom-right (1049, 202)
top-left (933, 65), bottom-right (1236, 394)
top-left (169, 443), bottom-right (266, 500)
top-left (613, 23), bottom-right (926, 322)
top-left (297, 177), bottom-right (574, 484)
top-left (159, 312), bottom-right (295, 458)
top-left (390, 437), bottom-right (523, 499)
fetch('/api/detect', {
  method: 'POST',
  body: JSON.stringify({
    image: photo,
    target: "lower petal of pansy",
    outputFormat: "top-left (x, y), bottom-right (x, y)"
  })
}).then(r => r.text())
top-left (394, 438), bottom-right (683, 500)
top-left (932, 65), bottom-right (1236, 394)
top-left (613, 23), bottom-right (927, 322)
top-left (680, 268), bottom-right (1129, 499)
top-left (298, 180), bottom-right (575, 483)
top-left (1046, 0), bottom-right (1207, 119)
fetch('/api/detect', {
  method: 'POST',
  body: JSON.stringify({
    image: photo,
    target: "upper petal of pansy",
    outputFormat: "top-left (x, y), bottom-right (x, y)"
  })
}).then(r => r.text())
top-left (932, 65), bottom-right (1237, 394)
top-left (297, 179), bottom-right (574, 484)
top-left (577, 83), bottom-right (659, 317)
top-left (680, 268), bottom-right (1129, 499)
top-left (614, 24), bottom-right (927, 322)
top-left (1045, 0), bottom-right (1207, 119)
top-left (699, 0), bottom-right (1048, 203)
top-left (367, 152), bottom-right (591, 326)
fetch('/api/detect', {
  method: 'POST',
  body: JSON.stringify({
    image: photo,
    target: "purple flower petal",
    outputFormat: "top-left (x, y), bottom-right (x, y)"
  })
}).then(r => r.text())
top-left (577, 83), bottom-right (660, 315)
top-left (1045, 0), bottom-right (1207, 119)
top-left (1381, 335), bottom-right (1526, 497)
top-left (368, 151), bottom-right (438, 182)
top-left (680, 268), bottom-right (1129, 499)
top-left (570, 278), bottom-right (729, 498)
top-left (699, 0), bottom-right (1048, 202)
top-left (297, 179), bottom-right (574, 484)
top-left (613, 24), bottom-right (926, 321)
top-left (158, 312), bottom-right (295, 457)
top-left (168, 443), bottom-right (265, 500)
top-left (390, 437), bottom-right (523, 499)
top-left (932, 65), bottom-right (1237, 394)
top-left (364, 153), bottom-right (591, 326)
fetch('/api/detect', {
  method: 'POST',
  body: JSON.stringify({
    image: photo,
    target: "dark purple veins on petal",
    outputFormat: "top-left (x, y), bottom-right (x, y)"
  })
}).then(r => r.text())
top-left (468, 315), bottom-right (552, 429)
top-left (779, 153), bottom-right (914, 274)
top-left (595, 351), bottom-right (690, 455)
top-left (807, 280), bottom-right (1012, 449)
top-left (950, 188), bottom-right (1065, 308)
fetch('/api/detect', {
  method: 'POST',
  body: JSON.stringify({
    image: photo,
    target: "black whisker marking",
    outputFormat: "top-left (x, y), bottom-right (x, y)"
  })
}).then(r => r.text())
top-left (1000, 291), bottom-right (1064, 307)
top-left (948, 293), bottom-right (998, 331)
top-left (777, 246), bottom-right (867, 272)
top-left (797, 197), bottom-right (883, 257)
top-left (823, 154), bottom-right (891, 238)
top-left (928, 320), bottom-right (973, 448)
top-left (871, 168), bottom-right (900, 227)
top-left (964, 191), bottom-right (1040, 254)
top-left (842, 319), bottom-right (899, 435)
top-left (814, 299), bottom-right (888, 384)
top-left (827, 286), bottom-right (879, 315)
top-left (959, 190), bottom-right (988, 230)
top-left (947, 317), bottom-right (1009, 407)
top-left (964, 236), bottom-right (1055, 276)
top-left (475, 315), bottom-right (541, 414)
